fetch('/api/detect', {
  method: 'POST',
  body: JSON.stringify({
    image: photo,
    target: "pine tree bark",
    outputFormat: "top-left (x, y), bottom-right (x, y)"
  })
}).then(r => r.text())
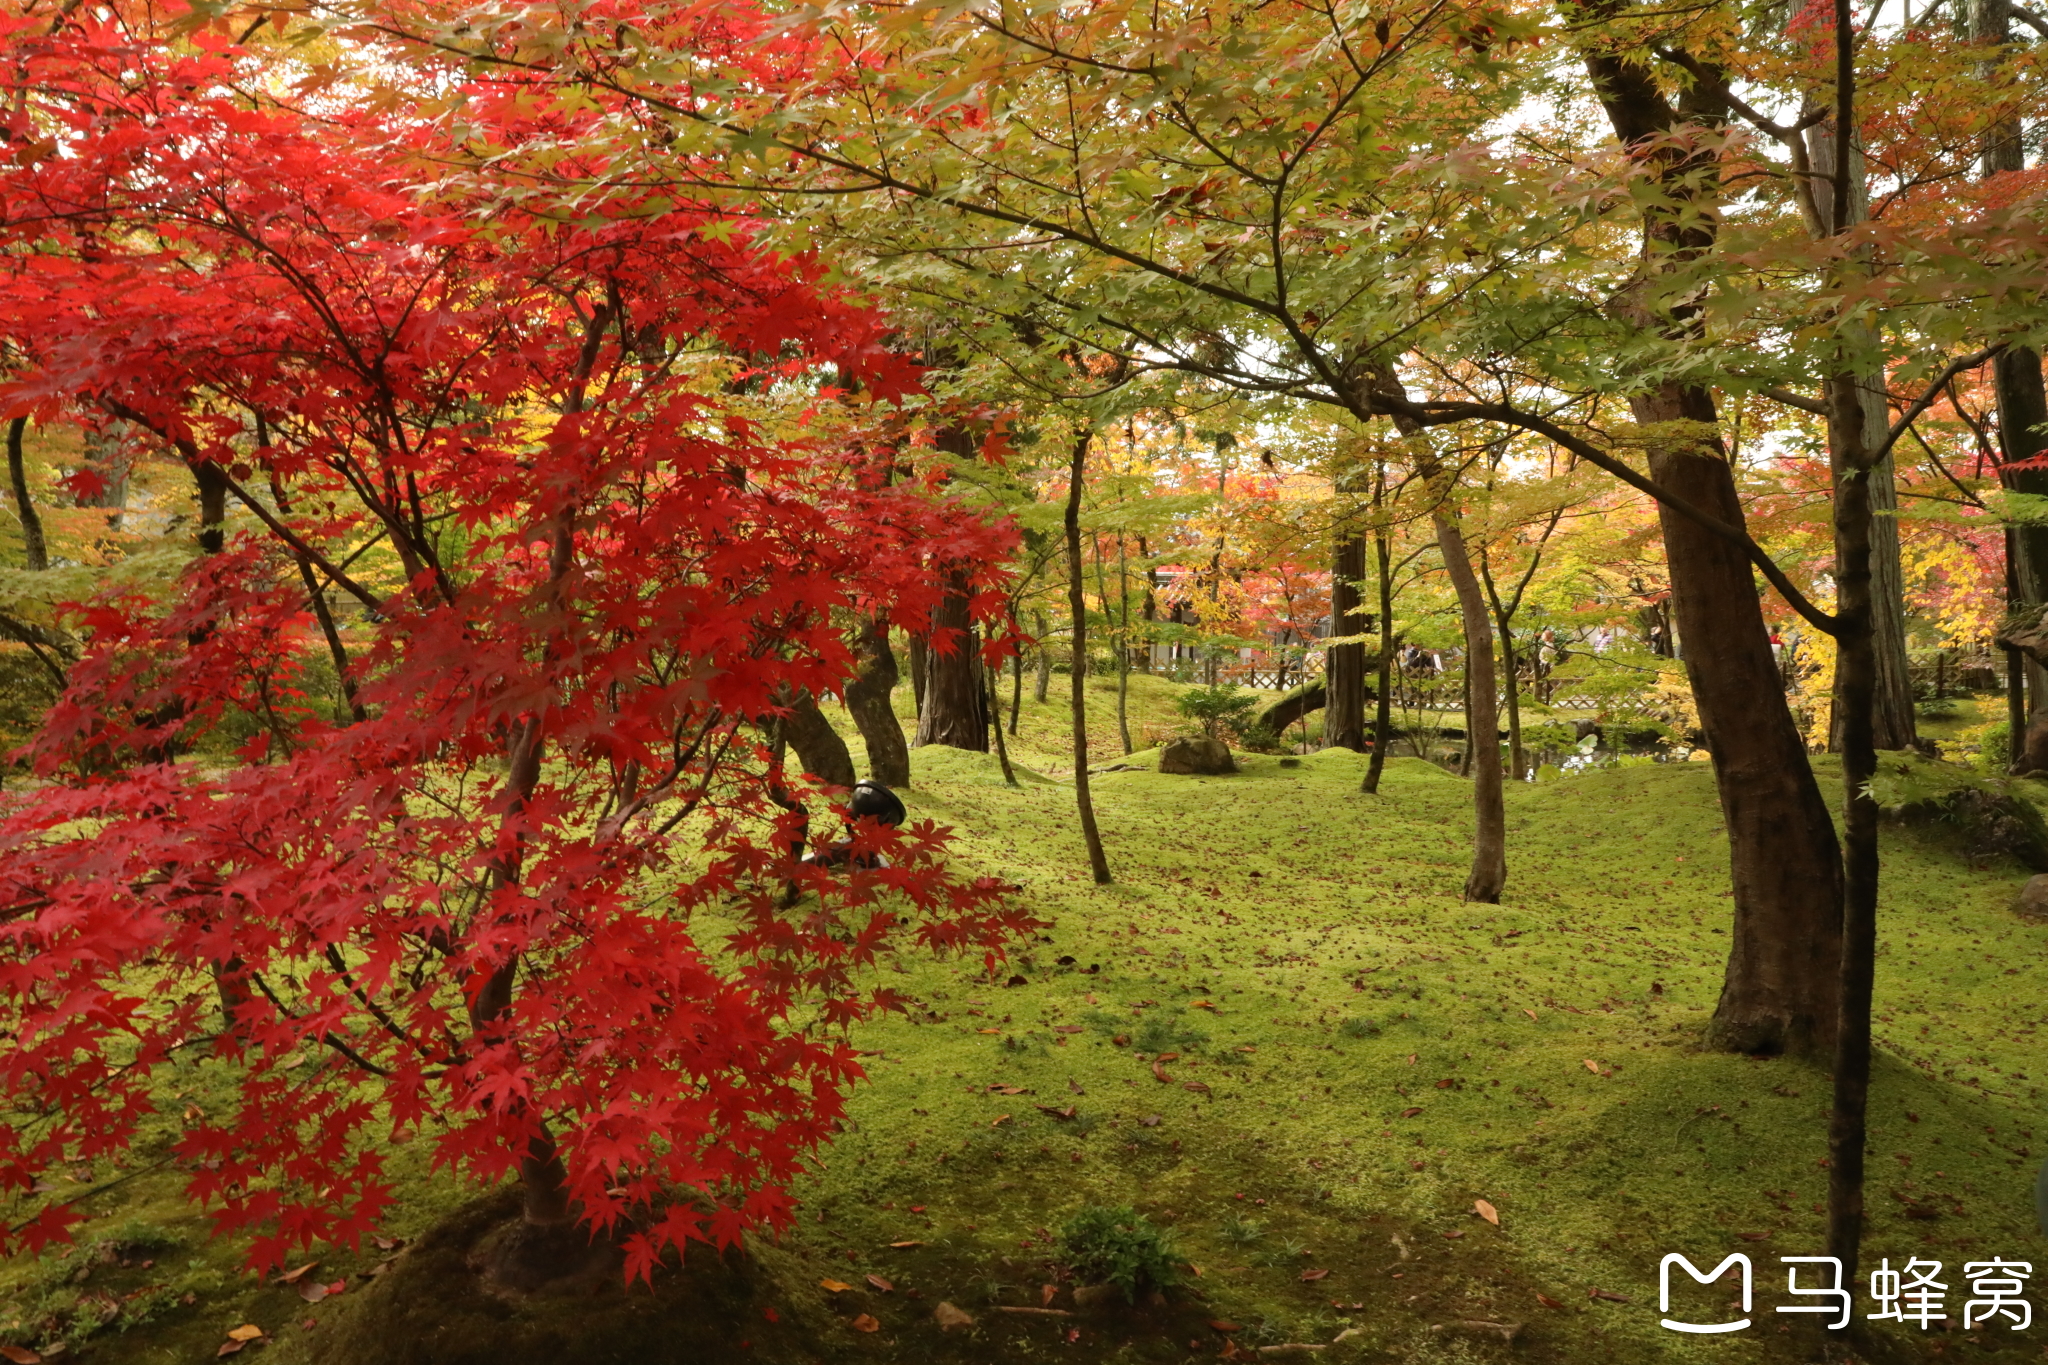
top-left (845, 616), bottom-right (910, 786)
top-left (913, 571), bottom-right (988, 751)
top-left (1324, 530), bottom-right (1369, 750)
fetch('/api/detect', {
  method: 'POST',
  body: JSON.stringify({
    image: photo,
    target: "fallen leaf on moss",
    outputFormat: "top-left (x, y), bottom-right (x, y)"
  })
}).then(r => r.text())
top-left (274, 1262), bottom-right (318, 1285)
top-left (1209, 1320), bottom-right (1243, 1333)
top-left (867, 1275), bottom-right (894, 1292)
top-left (1583, 1059), bottom-right (1601, 1074)
top-left (820, 1279), bottom-right (852, 1292)
top-left (850, 1314), bottom-right (880, 1333)
top-left (991, 1114), bottom-right (1012, 1127)
top-left (888, 1241), bottom-right (925, 1248)
top-left (1536, 1293), bottom-right (1565, 1310)
top-left (226, 1328), bottom-right (264, 1343)
top-left (1589, 1289), bottom-right (1630, 1303)
top-left (934, 1302), bottom-right (975, 1331)
top-left (1474, 1199), bottom-right (1499, 1226)
top-left (1, 1346), bottom-right (42, 1364)
top-left (1301, 1268), bottom-right (1329, 1281)
top-left (1399, 1107), bottom-right (1422, 1118)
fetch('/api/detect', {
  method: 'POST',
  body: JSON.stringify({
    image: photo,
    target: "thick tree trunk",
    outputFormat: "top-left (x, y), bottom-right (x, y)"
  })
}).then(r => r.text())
top-left (1640, 383), bottom-right (1845, 1056)
top-left (1065, 430), bottom-right (1112, 884)
top-left (775, 685), bottom-right (857, 790)
top-left (913, 572), bottom-right (989, 751)
top-left (845, 616), bottom-right (910, 787)
top-left (1323, 531), bottom-right (1369, 750)
top-left (7, 418), bottom-right (47, 572)
top-left (1433, 513), bottom-right (1506, 903)
top-left (1579, 32), bottom-right (1846, 1059)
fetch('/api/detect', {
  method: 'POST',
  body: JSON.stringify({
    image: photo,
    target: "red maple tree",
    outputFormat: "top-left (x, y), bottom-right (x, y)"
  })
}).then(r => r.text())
top-left (0, 8), bottom-right (1030, 1284)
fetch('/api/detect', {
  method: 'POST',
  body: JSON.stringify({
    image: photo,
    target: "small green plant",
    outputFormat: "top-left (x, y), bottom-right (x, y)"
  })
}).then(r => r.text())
top-left (1218, 1212), bottom-right (1267, 1246)
top-left (1058, 1205), bottom-right (1181, 1302)
top-left (1130, 1009), bottom-right (1208, 1055)
top-left (1254, 1235), bottom-right (1310, 1268)
top-left (1339, 1016), bottom-right (1381, 1039)
top-left (1916, 697), bottom-right (1960, 720)
top-left (1175, 684), bottom-right (1259, 741)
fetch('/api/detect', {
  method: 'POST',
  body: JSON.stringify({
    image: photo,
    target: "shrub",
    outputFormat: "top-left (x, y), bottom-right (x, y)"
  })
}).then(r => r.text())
top-left (1058, 1205), bottom-right (1180, 1302)
top-left (1175, 683), bottom-right (1258, 741)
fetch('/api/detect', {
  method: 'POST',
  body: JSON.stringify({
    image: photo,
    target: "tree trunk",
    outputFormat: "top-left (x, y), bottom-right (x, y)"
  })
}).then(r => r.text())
top-left (775, 685), bottom-right (857, 790)
top-left (1065, 430), bottom-right (1112, 884)
top-left (7, 417), bottom-right (47, 572)
top-left (1009, 649), bottom-right (1023, 737)
top-left (1824, 366), bottom-right (1883, 1294)
top-left (1643, 383), bottom-right (1846, 1056)
top-left (1578, 31), bottom-right (1846, 1059)
top-left (988, 656), bottom-right (1019, 786)
top-left (1323, 531), bottom-right (1369, 750)
top-left (908, 632), bottom-right (928, 720)
top-left (1116, 536), bottom-right (1133, 754)
top-left (1034, 609), bottom-right (1052, 704)
top-left (1434, 513), bottom-right (1506, 903)
top-left (845, 616), bottom-right (910, 787)
top-left (913, 571), bottom-right (989, 751)
top-left (1809, 123), bottom-right (1916, 753)
top-left (1500, 624), bottom-right (1525, 782)
top-left (1362, 519), bottom-right (1397, 795)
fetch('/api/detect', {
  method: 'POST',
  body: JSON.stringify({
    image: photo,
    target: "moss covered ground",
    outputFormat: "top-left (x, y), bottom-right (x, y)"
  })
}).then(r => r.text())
top-left (7, 674), bottom-right (2046, 1364)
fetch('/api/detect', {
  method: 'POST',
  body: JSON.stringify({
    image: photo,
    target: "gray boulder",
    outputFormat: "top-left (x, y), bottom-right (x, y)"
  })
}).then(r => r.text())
top-left (2017, 874), bottom-right (2048, 918)
top-left (1158, 737), bottom-right (1237, 775)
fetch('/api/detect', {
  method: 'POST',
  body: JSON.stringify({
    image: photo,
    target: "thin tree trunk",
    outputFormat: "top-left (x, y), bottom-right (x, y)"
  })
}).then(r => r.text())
top-left (1324, 530), bottom-right (1369, 750)
top-left (1362, 512), bottom-right (1397, 795)
top-left (988, 654), bottom-right (1019, 786)
top-left (1434, 512), bottom-right (1507, 903)
top-left (1809, 123), bottom-right (1916, 754)
top-left (845, 616), bottom-right (911, 787)
top-left (1009, 648), bottom-right (1023, 737)
top-left (1824, 365), bottom-right (1882, 1294)
top-left (913, 571), bottom-right (989, 751)
top-left (1034, 609), bottom-right (1052, 704)
top-left (1116, 535), bottom-right (1133, 754)
top-left (1457, 661), bottom-right (1473, 778)
top-left (908, 633), bottom-right (928, 721)
top-left (7, 417), bottom-right (47, 571)
top-left (1500, 626), bottom-right (1524, 782)
top-left (1065, 430), bottom-right (1112, 884)
top-left (270, 464), bottom-right (364, 725)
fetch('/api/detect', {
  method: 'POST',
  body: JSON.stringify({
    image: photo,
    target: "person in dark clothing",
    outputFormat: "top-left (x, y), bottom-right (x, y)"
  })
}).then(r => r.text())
top-left (807, 780), bottom-right (906, 869)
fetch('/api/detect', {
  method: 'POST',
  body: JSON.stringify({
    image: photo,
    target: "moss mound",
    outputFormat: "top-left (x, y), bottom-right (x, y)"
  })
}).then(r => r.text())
top-left (280, 1191), bottom-right (822, 1365)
